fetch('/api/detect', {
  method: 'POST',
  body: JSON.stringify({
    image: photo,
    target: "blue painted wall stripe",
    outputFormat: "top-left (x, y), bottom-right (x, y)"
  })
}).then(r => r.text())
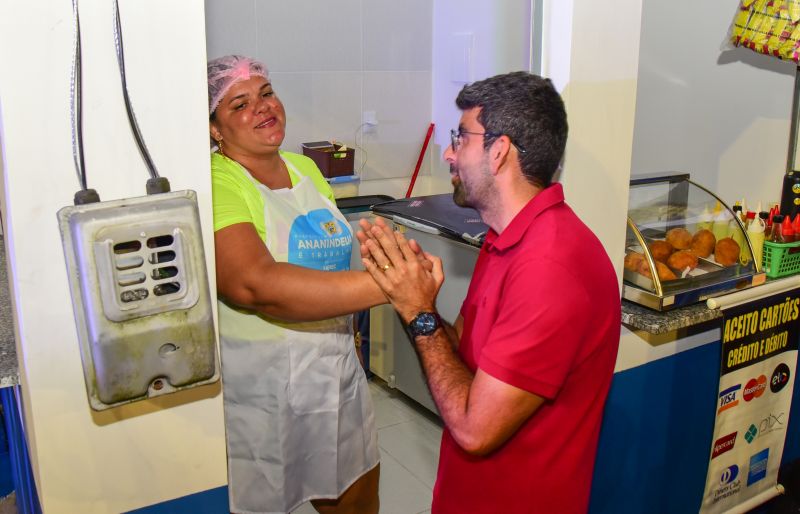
top-left (125, 485), bottom-right (228, 514)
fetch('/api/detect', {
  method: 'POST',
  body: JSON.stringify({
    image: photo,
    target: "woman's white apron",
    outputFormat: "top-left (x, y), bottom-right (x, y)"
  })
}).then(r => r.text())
top-left (219, 158), bottom-right (378, 514)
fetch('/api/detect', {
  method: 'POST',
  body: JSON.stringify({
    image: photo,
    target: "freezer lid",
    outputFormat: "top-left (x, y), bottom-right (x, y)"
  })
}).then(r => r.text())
top-left (371, 193), bottom-right (488, 247)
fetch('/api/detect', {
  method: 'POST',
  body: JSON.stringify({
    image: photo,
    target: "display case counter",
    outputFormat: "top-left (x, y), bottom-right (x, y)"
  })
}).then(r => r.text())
top-left (621, 299), bottom-right (722, 335)
top-left (0, 239), bottom-right (18, 388)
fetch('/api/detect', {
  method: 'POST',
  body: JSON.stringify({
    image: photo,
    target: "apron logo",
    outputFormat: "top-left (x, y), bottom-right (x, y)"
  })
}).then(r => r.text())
top-left (321, 220), bottom-right (340, 236)
top-left (289, 209), bottom-right (352, 272)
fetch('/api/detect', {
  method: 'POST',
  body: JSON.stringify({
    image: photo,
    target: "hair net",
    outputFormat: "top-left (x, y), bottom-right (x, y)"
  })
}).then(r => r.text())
top-left (207, 55), bottom-right (269, 115)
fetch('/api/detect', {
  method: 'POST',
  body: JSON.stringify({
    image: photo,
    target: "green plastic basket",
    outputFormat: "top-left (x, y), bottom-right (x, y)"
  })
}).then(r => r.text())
top-left (763, 240), bottom-right (800, 278)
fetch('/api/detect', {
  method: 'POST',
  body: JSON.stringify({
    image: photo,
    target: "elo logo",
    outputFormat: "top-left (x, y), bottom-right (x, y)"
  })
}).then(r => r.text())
top-left (743, 376), bottom-right (767, 401)
top-left (771, 363), bottom-right (791, 393)
top-left (718, 384), bottom-right (741, 413)
top-left (720, 465), bottom-right (739, 485)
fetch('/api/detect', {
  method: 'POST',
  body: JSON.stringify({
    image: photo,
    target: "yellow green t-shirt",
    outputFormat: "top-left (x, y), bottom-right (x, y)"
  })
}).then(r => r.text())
top-left (211, 151), bottom-right (335, 241)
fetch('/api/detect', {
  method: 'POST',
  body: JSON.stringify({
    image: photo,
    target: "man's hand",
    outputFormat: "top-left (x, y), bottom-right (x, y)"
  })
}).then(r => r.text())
top-left (356, 217), bottom-right (433, 271)
top-left (360, 223), bottom-right (444, 323)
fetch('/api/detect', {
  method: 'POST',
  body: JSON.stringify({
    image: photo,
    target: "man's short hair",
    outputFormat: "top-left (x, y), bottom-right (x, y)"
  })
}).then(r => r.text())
top-left (455, 71), bottom-right (568, 188)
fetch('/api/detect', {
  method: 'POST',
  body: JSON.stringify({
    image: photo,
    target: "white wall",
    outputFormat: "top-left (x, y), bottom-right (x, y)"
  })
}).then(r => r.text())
top-left (430, 0), bottom-right (532, 180)
top-left (540, 0), bottom-right (642, 285)
top-left (630, 0), bottom-right (795, 209)
top-left (0, 1), bottom-right (227, 512)
top-left (205, 0), bottom-right (435, 189)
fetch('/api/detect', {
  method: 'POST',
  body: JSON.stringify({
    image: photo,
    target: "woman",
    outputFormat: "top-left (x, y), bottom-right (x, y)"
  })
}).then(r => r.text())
top-left (207, 55), bottom-right (383, 514)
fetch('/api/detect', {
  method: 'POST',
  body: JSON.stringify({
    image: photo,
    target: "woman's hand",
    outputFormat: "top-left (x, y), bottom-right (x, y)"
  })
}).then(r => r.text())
top-left (356, 217), bottom-right (433, 272)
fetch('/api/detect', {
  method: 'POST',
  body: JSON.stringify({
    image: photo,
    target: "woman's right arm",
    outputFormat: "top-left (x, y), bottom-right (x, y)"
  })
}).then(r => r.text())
top-left (215, 222), bottom-right (387, 322)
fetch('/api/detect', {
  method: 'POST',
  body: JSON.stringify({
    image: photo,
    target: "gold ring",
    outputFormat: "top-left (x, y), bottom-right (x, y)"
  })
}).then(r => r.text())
top-left (382, 264), bottom-right (391, 271)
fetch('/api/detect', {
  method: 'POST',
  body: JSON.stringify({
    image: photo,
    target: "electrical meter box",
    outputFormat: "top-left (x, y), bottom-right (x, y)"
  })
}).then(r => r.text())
top-left (58, 190), bottom-right (218, 410)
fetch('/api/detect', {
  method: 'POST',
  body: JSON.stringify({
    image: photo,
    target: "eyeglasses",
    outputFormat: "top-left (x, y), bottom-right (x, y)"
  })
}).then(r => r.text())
top-left (450, 128), bottom-right (527, 154)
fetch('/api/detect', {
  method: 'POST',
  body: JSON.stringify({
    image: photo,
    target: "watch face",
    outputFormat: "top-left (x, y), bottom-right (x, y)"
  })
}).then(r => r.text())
top-left (410, 312), bottom-right (440, 336)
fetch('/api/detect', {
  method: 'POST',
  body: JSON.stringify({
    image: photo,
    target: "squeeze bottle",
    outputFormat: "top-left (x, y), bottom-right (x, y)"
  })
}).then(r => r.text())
top-left (712, 202), bottom-right (731, 241)
top-left (730, 206), bottom-right (747, 263)
top-left (696, 205), bottom-right (713, 232)
top-left (746, 212), bottom-right (766, 269)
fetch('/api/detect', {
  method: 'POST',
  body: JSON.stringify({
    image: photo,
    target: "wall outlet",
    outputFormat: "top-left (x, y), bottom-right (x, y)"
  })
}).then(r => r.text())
top-left (363, 110), bottom-right (378, 127)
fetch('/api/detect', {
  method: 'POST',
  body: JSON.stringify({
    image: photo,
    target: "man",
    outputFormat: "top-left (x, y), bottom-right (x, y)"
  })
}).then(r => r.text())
top-left (359, 71), bottom-right (621, 514)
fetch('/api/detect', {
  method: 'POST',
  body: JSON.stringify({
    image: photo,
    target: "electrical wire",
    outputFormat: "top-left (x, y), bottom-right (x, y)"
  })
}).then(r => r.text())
top-left (353, 123), bottom-right (370, 179)
top-left (70, 0), bottom-right (88, 190)
top-left (112, 0), bottom-right (160, 179)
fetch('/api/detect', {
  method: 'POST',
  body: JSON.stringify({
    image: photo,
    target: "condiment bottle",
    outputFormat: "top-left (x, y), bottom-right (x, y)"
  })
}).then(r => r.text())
top-left (712, 202), bottom-right (731, 241)
top-left (730, 205), bottom-right (747, 258)
top-left (745, 211), bottom-right (756, 231)
top-left (770, 214), bottom-right (786, 243)
top-left (746, 213), bottom-right (766, 268)
top-left (696, 205), bottom-right (713, 232)
top-left (782, 215), bottom-right (796, 242)
top-left (732, 204), bottom-right (743, 225)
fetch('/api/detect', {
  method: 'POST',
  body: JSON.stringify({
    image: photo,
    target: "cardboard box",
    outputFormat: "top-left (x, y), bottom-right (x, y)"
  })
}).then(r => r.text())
top-left (301, 141), bottom-right (355, 179)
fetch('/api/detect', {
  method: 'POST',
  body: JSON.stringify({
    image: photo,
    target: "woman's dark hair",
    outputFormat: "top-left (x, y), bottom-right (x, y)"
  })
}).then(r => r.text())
top-left (455, 71), bottom-right (567, 188)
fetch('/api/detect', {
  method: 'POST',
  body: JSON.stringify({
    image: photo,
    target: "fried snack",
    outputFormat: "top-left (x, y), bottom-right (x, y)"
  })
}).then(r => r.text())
top-left (665, 227), bottom-right (692, 250)
top-left (637, 259), bottom-right (678, 281)
top-left (690, 229), bottom-right (716, 258)
top-left (715, 238), bottom-right (741, 266)
top-left (624, 251), bottom-right (646, 271)
top-left (648, 240), bottom-right (674, 263)
top-left (667, 250), bottom-right (699, 272)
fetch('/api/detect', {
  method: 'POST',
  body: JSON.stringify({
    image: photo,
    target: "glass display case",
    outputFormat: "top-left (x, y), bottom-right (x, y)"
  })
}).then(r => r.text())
top-left (623, 174), bottom-right (765, 310)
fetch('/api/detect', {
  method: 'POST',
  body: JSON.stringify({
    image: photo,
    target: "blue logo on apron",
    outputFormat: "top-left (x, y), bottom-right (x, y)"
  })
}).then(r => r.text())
top-left (288, 209), bottom-right (352, 271)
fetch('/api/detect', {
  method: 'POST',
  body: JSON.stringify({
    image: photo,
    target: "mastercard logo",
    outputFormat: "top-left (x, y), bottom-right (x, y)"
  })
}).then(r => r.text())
top-left (743, 375), bottom-right (767, 401)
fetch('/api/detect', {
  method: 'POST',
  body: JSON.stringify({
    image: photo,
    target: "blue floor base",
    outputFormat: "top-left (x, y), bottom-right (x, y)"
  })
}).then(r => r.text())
top-left (125, 485), bottom-right (228, 514)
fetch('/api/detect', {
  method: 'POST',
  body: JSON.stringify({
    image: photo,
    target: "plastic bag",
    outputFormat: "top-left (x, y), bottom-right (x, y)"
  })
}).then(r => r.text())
top-left (729, 0), bottom-right (800, 62)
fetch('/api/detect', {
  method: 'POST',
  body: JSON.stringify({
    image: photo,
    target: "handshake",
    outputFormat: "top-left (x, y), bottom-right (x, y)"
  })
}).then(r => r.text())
top-left (355, 217), bottom-right (443, 324)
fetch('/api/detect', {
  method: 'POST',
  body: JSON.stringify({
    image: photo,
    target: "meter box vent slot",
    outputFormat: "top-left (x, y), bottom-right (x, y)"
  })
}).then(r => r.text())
top-left (58, 190), bottom-right (219, 411)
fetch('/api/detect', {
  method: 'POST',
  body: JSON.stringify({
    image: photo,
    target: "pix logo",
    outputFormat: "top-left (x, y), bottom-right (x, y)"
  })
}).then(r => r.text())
top-left (718, 384), bottom-right (742, 414)
top-left (745, 424), bottom-right (758, 443)
top-left (712, 432), bottom-right (738, 459)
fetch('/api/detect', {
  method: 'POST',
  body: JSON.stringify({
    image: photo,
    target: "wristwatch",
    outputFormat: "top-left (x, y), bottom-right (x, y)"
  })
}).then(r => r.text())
top-left (407, 312), bottom-right (441, 337)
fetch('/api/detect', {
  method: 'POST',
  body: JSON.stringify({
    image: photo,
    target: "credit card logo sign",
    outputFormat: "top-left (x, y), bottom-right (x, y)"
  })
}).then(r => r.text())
top-left (760, 412), bottom-right (786, 437)
top-left (712, 432), bottom-right (738, 459)
top-left (743, 375), bottom-right (767, 402)
top-left (745, 424), bottom-right (758, 444)
top-left (713, 465), bottom-right (742, 504)
top-left (771, 363), bottom-right (791, 393)
top-left (720, 465), bottom-right (739, 485)
top-left (747, 449), bottom-right (769, 486)
top-left (718, 384), bottom-right (741, 413)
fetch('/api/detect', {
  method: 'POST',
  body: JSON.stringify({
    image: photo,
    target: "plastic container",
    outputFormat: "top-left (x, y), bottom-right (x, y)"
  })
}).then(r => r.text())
top-left (327, 174), bottom-right (361, 199)
top-left (302, 141), bottom-right (355, 178)
top-left (762, 240), bottom-right (800, 278)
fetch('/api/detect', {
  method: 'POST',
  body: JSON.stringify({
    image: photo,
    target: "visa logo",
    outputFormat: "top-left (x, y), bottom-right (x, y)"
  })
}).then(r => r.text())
top-left (718, 384), bottom-right (742, 414)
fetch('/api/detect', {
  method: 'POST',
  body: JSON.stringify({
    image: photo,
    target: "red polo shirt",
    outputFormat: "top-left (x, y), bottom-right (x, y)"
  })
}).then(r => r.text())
top-left (432, 183), bottom-right (621, 514)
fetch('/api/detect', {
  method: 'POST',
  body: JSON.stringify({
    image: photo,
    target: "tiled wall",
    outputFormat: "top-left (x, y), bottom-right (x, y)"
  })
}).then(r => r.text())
top-left (205, 0), bottom-right (434, 182)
